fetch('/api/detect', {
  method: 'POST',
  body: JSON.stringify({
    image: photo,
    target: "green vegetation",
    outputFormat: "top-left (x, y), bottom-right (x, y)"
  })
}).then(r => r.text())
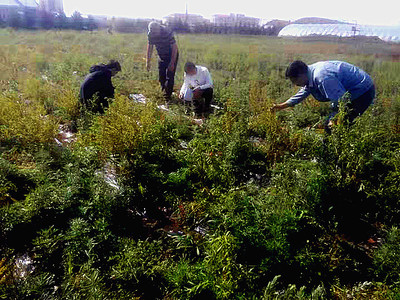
top-left (1, 29), bottom-right (400, 299)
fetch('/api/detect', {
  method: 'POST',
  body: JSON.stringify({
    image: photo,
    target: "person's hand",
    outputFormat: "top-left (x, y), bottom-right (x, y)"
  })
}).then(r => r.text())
top-left (146, 61), bottom-right (151, 72)
top-left (270, 104), bottom-right (281, 112)
top-left (270, 103), bottom-right (289, 112)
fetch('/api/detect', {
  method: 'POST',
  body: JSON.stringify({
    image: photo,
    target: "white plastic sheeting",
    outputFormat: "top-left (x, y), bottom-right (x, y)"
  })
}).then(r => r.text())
top-left (278, 24), bottom-right (400, 43)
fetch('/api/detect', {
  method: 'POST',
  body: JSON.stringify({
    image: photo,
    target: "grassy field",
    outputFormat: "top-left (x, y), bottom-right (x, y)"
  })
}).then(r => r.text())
top-left (1, 29), bottom-right (400, 299)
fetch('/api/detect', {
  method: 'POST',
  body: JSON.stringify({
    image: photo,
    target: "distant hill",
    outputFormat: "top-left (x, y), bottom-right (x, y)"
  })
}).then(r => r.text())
top-left (263, 19), bottom-right (291, 35)
top-left (264, 19), bottom-right (291, 27)
top-left (293, 17), bottom-right (350, 24)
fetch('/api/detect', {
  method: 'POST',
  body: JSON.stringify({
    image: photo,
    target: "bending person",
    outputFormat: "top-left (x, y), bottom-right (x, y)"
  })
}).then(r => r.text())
top-left (146, 22), bottom-right (179, 101)
top-left (179, 62), bottom-right (213, 117)
top-left (273, 60), bottom-right (375, 131)
top-left (80, 60), bottom-right (121, 114)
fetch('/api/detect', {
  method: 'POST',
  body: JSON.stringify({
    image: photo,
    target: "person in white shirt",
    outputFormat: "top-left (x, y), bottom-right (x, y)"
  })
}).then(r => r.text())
top-left (179, 62), bottom-right (213, 117)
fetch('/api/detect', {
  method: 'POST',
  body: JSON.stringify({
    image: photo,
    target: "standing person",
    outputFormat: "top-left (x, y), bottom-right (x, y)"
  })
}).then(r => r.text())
top-left (79, 60), bottom-right (121, 114)
top-left (179, 62), bottom-right (214, 117)
top-left (146, 21), bottom-right (179, 101)
top-left (272, 60), bottom-right (375, 131)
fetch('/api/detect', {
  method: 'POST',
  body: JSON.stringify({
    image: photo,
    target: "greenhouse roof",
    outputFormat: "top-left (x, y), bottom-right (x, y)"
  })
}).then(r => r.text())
top-left (278, 24), bottom-right (400, 43)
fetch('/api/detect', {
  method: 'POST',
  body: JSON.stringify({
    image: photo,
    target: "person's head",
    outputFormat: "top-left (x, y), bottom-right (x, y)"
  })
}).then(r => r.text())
top-left (106, 60), bottom-right (121, 76)
top-left (184, 62), bottom-right (197, 76)
top-left (148, 21), bottom-right (162, 36)
top-left (285, 60), bottom-right (309, 86)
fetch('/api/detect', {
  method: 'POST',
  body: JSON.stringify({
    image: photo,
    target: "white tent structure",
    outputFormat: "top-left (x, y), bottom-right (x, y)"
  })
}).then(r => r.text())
top-left (278, 24), bottom-right (400, 43)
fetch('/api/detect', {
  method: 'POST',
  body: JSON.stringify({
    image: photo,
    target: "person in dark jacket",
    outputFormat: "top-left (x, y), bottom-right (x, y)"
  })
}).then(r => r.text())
top-left (80, 60), bottom-right (121, 114)
top-left (146, 22), bottom-right (179, 101)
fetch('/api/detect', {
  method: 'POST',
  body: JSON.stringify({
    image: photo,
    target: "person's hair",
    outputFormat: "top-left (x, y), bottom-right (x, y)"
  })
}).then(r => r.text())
top-left (184, 62), bottom-right (196, 73)
top-left (89, 60), bottom-right (121, 74)
top-left (106, 60), bottom-right (121, 72)
top-left (285, 60), bottom-right (308, 78)
top-left (148, 21), bottom-right (161, 33)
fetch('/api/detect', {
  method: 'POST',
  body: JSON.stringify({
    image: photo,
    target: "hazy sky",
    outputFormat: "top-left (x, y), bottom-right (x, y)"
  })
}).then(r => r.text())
top-left (63, 0), bottom-right (400, 26)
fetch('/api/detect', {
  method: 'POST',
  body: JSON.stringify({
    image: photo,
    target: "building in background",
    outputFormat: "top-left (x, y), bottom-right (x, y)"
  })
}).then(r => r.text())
top-left (164, 13), bottom-right (210, 27)
top-left (0, 0), bottom-right (38, 24)
top-left (0, 0), bottom-right (18, 22)
top-left (212, 13), bottom-right (260, 27)
top-left (40, 0), bottom-right (63, 13)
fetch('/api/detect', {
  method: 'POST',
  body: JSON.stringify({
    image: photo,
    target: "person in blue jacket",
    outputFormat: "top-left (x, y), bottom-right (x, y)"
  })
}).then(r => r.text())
top-left (272, 60), bottom-right (375, 130)
top-left (80, 60), bottom-right (121, 114)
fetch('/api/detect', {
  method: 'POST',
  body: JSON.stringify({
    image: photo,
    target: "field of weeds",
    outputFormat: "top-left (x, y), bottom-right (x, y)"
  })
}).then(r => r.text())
top-left (1, 29), bottom-right (400, 299)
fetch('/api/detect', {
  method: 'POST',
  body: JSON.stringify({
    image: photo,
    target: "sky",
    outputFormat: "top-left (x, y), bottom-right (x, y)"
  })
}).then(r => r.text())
top-left (63, 0), bottom-right (400, 26)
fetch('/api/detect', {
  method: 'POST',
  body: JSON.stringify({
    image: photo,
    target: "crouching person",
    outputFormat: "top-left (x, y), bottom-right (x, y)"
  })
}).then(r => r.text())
top-left (80, 60), bottom-right (121, 114)
top-left (179, 62), bottom-right (213, 117)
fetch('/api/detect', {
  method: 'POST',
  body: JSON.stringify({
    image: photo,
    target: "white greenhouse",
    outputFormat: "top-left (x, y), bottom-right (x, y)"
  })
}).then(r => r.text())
top-left (278, 24), bottom-right (400, 43)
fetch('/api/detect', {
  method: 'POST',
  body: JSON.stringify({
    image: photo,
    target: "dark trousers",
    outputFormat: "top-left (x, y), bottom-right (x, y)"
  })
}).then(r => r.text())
top-left (326, 85), bottom-right (375, 132)
top-left (347, 85), bottom-right (375, 123)
top-left (158, 52), bottom-right (179, 100)
top-left (193, 88), bottom-right (213, 117)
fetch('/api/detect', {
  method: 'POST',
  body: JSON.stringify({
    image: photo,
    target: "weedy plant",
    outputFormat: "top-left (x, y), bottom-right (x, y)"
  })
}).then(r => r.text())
top-left (1, 29), bottom-right (400, 299)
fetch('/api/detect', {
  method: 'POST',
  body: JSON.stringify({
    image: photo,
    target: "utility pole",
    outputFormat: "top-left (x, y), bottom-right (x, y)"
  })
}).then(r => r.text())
top-left (185, 3), bottom-right (188, 23)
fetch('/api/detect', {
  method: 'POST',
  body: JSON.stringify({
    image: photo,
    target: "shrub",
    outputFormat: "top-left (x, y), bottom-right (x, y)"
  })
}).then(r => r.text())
top-left (0, 92), bottom-right (58, 147)
top-left (373, 227), bottom-right (400, 284)
top-left (111, 239), bottom-right (168, 298)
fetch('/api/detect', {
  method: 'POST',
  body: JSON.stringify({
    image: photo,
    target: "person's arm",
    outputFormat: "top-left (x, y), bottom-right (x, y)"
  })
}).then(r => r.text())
top-left (272, 86), bottom-right (311, 112)
top-left (146, 43), bottom-right (153, 71)
top-left (102, 75), bottom-right (115, 98)
top-left (168, 43), bottom-right (178, 72)
top-left (198, 68), bottom-right (213, 90)
top-left (271, 101), bottom-right (291, 111)
top-left (179, 73), bottom-right (188, 98)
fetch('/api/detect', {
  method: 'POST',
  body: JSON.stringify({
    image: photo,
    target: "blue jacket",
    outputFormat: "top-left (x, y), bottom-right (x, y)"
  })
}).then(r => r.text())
top-left (286, 61), bottom-right (374, 108)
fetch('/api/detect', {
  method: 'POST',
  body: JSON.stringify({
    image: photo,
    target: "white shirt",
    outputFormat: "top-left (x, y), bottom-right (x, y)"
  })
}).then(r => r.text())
top-left (179, 66), bottom-right (213, 97)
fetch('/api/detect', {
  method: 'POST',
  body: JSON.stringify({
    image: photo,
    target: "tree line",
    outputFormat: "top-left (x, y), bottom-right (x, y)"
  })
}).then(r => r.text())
top-left (2, 10), bottom-right (99, 31)
top-left (2, 9), bottom-right (282, 36)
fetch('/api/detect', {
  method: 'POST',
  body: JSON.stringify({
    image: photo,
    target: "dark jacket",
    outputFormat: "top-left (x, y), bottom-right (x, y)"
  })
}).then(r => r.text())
top-left (147, 26), bottom-right (176, 61)
top-left (80, 65), bottom-right (115, 113)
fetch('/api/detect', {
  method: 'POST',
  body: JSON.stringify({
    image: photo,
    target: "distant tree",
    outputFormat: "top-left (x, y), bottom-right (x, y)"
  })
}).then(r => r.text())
top-left (87, 15), bottom-right (98, 32)
top-left (193, 23), bottom-right (204, 34)
top-left (168, 18), bottom-right (190, 33)
top-left (54, 12), bottom-right (69, 29)
top-left (114, 18), bottom-right (133, 33)
top-left (8, 9), bottom-right (22, 29)
top-left (204, 23), bottom-right (213, 34)
top-left (234, 23), bottom-right (240, 34)
top-left (71, 11), bottom-right (83, 30)
top-left (39, 10), bottom-right (54, 29)
top-left (22, 8), bottom-right (37, 29)
top-left (113, 18), bottom-right (148, 33)
top-left (134, 19), bottom-right (149, 32)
